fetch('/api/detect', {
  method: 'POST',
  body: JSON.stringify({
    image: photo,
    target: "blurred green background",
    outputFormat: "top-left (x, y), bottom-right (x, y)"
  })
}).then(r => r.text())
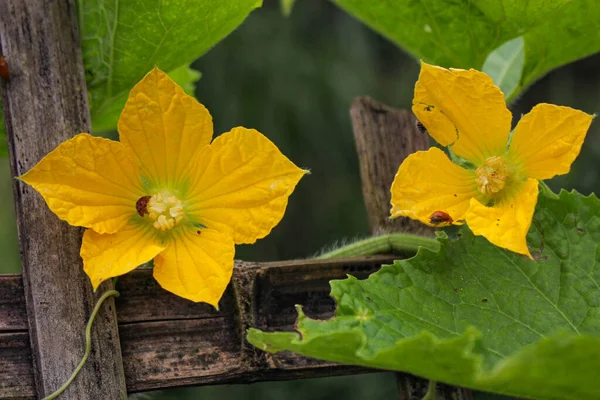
top-left (1, 1), bottom-right (599, 399)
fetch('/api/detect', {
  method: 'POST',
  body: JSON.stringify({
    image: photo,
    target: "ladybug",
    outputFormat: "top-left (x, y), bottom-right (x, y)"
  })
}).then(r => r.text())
top-left (136, 196), bottom-right (152, 217)
top-left (415, 120), bottom-right (427, 134)
top-left (429, 211), bottom-right (453, 226)
top-left (0, 56), bottom-right (9, 80)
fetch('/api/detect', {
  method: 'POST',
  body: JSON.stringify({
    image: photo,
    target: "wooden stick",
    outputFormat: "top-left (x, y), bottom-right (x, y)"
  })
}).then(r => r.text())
top-left (351, 96), bottom-right (431, 236)
top-left (0, 257), bottom-right (394, 398)
top-left (350, 96), bottom-right (472, 399)
top-left (0, 1), bottom-right (127, 398)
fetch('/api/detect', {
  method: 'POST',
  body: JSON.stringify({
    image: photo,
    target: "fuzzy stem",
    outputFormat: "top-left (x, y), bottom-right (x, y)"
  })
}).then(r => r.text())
top-left (317, 233), bottom-right (440, 259)
top-left (422, 380), bottom-right (437, 400)
top-left (42, 289), bottom-right (120, 400)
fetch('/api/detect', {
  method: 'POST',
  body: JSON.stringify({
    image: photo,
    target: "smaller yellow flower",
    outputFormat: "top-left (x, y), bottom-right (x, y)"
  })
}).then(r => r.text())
top-left (20, 68), bottom-right (307, 306)
top-left (391, 62), bottom-right (593, 257)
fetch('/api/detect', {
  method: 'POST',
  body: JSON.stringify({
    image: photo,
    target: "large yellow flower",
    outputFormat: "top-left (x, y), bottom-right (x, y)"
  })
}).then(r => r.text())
top-left (391, 63), bottom-right (593, 257)
top-left (20, 68), bottom-right (307, 306)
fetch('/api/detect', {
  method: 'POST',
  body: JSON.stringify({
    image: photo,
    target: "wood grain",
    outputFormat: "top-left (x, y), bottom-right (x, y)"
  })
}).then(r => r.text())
top-left (0, 1), bottom-right (127, 398)
top-left (0, 256), bottom-right (394, 398)
top-left (351, 96), bottom-right (431, 236)
top-left (350, 96), bottom-right (471, 399)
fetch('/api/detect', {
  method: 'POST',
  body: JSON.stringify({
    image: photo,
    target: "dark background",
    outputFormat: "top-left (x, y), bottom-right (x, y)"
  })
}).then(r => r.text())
top-left (1, 1), bottom-right (598, 399)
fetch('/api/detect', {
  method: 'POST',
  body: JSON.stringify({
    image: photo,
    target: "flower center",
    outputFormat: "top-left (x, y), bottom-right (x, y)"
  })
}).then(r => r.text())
top-left (475, 156), bottom-right (508, 196)
top-left (145, 193), bottom-right (184, 231)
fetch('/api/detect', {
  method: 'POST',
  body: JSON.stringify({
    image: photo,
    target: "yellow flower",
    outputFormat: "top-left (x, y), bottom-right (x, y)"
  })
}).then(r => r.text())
top-left (391, 63), bottom-right (593, 257)
top-left (20, 68), bottom-right (307, 306)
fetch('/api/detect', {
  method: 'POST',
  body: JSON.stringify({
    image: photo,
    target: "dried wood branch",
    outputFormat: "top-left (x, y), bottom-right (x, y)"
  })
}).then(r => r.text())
top-left (0, 1), bottom-right (126, 398)
top-left (351, 96), bottom-right (471, 399)
top-left (0, 257), bottom-right (393, 398)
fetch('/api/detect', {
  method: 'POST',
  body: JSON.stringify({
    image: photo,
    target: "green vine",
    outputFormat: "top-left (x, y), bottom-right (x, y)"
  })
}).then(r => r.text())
top-left (317, 233), bottom-right (440, 259)
top-left (42, 289), bottom-right (120, 400)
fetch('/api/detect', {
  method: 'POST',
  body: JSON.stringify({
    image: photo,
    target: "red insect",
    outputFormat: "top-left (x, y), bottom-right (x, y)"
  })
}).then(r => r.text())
top-left (429, 211), bottom-right (453, 226)
top-left (0, 56), bottom-right (9, 80)
top-left (136, 196), bottom-right (152, 217)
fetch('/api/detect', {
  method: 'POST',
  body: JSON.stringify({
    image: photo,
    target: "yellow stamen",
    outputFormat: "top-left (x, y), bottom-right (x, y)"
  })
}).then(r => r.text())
top-left (147, 193), bottom-right (184, 231)
top-left (475, 156), bottom-right (508, 196)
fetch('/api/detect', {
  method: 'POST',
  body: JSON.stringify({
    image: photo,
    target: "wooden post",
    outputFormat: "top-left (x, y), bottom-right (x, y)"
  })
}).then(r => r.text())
top-left (0, 1), bottom-right (127, 398)
top-left (350, 96), bottom-right (472, 400)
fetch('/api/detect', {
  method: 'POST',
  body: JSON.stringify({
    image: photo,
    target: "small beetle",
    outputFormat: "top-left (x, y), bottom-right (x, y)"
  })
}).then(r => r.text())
top-left (136, 195), bottom-right (152, 217)
top-left (415, 120), bottom-right (427, 134)
top-left (0, 56), bottom-right (9, 81)
top-left (429, 211), bottom-right (453, 226)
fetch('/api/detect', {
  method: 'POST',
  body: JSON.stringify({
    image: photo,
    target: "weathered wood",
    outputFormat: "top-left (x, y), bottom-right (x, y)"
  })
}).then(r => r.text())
top-left (351, 96), bottom-right (431, 236)
top-left (351, 96), bottom-right (471, 399)
top-left (0, 1), bottom-right (127, 398)
top-left (0, 256), bottom-right (394, 398)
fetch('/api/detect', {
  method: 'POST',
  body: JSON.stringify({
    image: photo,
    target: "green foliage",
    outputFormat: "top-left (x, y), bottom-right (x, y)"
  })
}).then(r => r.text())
top-left (248, 190), bottom-right (600, 399)
top-left (168, 64), bottom-right (202, 96)
top-left (332, 0), bottom-right (600, 99)
top-left (482, 37), bottom-right (524, 100)
top-left (78, 0), bottom-right (261, 132)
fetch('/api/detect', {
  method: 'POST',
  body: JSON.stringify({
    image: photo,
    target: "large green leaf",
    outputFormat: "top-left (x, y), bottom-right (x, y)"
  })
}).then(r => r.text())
top-left (332, 0), bottom-right (600, 99)
top-left (248, 190), bottom-right (600, 399)
top-left (78, 0), bottom-right (261, 132)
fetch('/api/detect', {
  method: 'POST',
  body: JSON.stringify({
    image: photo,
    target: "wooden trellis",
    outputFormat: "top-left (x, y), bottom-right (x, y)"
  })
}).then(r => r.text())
top-left (0, 1), bottom-right (471, 399)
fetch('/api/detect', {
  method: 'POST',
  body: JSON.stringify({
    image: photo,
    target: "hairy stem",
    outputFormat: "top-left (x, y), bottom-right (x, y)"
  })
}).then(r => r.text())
top-left (317, 233), bottom-right (440, 259)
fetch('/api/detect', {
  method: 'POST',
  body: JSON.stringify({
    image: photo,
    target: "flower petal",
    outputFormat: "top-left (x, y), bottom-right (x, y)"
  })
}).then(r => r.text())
top-left (465, 178), bottom-right (539, 257)
top-left (413, 62), bottom-right (512, 164)
top-left (508, 104), bottom-right (594, 180)
top-left (81, 223), bottom-right (166, 289)
top-left (185, 127), bottom-right (307, 244)
top-left (153, 227), bottom-right (234, 306)
top-left (390, 147), bottom-right (480, 225)
top-left (19, 133), bottom-right (143, 234)
top-left (118, 67), bottom-right (213, 188)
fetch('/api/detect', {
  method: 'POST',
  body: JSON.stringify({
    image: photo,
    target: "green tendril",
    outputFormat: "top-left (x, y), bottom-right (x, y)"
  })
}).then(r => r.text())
top-left (42, 289), bottom-right (120, 400)
top-left (422, 380), bottom-right (437, 400)
top-left (317, 233), bottom-right (440, 259)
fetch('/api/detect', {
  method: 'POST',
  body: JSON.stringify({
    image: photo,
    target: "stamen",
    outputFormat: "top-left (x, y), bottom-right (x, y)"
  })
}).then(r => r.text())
top-left (475, 156), bottom-right (508, 196)
top-left (143, 192), bottom-right (184, 231)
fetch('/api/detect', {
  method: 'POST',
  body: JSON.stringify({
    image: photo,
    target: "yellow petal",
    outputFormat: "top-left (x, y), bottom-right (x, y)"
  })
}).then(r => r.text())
top-left (390, 147), bottom-right (480, 226)
top-left (508, 104), bottom-right (594, 180)
top-left (81, 223), bottom-right (166, 289)
top-left (118, 67), bottom-right (213, 188)
top-left (185, 127), bottom-right (307, 244)
top-left (19, 133), bottom-right (143, 234)
top-left (465, 178), bottom-right (539, 257)
top-left (153, 227), bottom-right (235, 306)
top-left (413, 62), bottom-right (512, 164)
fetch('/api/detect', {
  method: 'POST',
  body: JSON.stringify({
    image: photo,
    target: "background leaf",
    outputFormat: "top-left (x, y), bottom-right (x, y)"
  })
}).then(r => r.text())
top-left (168, 63), bottom-right (202, 96)
top-left (332, 0), bottom-right (600, 100)
top-left (78, 0), bottom-right (261, 132)
top-left (482, 37), bottom-right (524, 99)
top-left (248, 190), bottom-right (600, 399)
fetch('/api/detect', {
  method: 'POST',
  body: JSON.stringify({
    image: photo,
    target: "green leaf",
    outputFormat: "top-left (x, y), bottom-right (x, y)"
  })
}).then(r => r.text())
top-left (168, 64), bottom-right (201, 97)
top-left (89, 63), bottom-right (202, 132)
top-left (248, 190), bottom-right (600, 399)
top-left (79, 0), bottom-right (262, 132)
top-left (482, 37), bottom-right (524, 100)
top-left (332, 0), bottom-right (600, 99)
